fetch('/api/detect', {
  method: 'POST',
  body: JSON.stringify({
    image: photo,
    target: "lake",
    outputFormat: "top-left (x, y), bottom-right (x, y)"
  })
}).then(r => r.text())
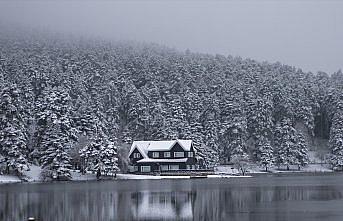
top-left (1, 173), bottom-right (343, 221)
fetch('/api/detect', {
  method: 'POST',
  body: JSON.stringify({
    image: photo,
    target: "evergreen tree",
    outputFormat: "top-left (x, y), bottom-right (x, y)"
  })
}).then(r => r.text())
top-left (40, 121), bottom-right (72, 180)
top-left (329, 98), bottom-right (343, 170)
top-left (274, 118), bottom-right (299, 170)
top-left (295, 132), bottom-right (309, 169)
top-left (256, 136), bottom-right (274, 171)
top-left (80, 137), bottom-right (119, 176)
top-left (101, 141), bottom-right (119, 176)
top-left (219, 92), bottom-right (248, 163)
top-left (0, 85), bottom-right (28, 175)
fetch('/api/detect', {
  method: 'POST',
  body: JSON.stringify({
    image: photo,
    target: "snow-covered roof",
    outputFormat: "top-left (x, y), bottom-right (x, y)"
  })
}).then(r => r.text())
top-left (128, 140), bottom-right (193, 158)
top-left (137, 158), bottom-right (188, 163)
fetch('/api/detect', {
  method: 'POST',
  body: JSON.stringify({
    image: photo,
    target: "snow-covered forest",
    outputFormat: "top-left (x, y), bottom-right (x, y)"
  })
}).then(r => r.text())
top-left (1, 30), bottom-right (343, 180)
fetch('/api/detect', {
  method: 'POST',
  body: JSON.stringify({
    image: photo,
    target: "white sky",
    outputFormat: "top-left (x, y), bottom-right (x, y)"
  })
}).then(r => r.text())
top-left (0, 0), bottom-right (342, 73)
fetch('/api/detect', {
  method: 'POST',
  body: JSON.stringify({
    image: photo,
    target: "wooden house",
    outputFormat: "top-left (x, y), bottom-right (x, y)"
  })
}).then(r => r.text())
top-left (128, 140), bottom-right (197, 173)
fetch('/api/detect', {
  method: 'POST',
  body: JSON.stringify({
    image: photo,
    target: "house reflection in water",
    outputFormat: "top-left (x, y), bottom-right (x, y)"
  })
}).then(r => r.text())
top-left (130, 191), bottom-right (194, 220)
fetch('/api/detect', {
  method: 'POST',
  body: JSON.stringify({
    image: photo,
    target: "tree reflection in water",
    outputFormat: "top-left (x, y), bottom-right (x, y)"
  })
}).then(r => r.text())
top-left (1, 176), bottom-right (343, 221)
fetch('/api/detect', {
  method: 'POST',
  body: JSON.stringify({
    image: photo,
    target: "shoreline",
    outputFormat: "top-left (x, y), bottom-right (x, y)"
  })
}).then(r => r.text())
top-left (0, 170), bottom-right (337, 185)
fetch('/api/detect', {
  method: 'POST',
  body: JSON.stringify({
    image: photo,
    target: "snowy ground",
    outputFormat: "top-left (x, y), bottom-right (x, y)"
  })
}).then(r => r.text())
top-left (1, 169), bottom-right (251, 184)
top-left (0, 175), bottom-right (21, 183)
top-left (217, 163), bottom-right (333, 175)
top-left (0, 161), bottom-right (332, 184)
top-left (70, 171), bottom-right (97, 181)
top-left (23, 165), bottom-right (42, 182)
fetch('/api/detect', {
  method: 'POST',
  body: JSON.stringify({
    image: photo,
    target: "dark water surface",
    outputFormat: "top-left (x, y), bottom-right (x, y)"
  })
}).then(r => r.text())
top-left (1, 173), bottom-right (343, 221)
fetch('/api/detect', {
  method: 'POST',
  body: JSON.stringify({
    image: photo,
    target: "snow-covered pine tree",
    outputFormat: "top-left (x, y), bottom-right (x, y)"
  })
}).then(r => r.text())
top-left (247, 97), bottom-right (274, 160)
top-left (120, 82), bottom-right (149, 140)
top-left (274, 118), bottom-right (299, 170)
top-left (80, 137), bottom-right (119, 176)
top-left (295, 132), bottom-right (309, 170)
top-left (35, 87), bottom-right (77, 153)
top-left (256, 136), bottom-right (274, 171)
top-left (0, 85), bottom-right (28, 175)
top-left (219, 91), bottom-right (248, 163)
top-left (37, 87), bottom-right (77, 180)
top-left (329, 97), bottom-right (343, 171)
top-left (40, 120), bottom-right (72, 180)
top-left (202, 117), bottom-right (220, 168)
top-left (79, 136), bottom-right (102, 173)
top-left (100, 141), bottom-right (119, 176)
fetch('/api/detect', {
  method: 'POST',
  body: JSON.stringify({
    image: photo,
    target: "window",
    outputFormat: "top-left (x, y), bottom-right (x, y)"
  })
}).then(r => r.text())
top-left (133, 153), bottom-right (141, 158)
top-left (187, 165), bottom-right (195, 170)
top-left (188, 152), bottom-right (194, 157)
top-left (152, 152), bottom-right (159, 158)
top-left (169, 165), bottom-right (179, 170)
top-left (174, 152), bottom-right (184, 158)
top-left (134, 166), bottom-right (138, 172)
top-left (164, 152), bottom-right (171, 158)
top-left (141, 166), bottom-right (151, 172)
top-left (161, 165), bottom-right (169, 171)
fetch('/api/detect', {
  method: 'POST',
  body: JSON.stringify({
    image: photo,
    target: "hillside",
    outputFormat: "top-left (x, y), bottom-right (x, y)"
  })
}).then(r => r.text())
top-left (1, 30), bottom-right (343, 179)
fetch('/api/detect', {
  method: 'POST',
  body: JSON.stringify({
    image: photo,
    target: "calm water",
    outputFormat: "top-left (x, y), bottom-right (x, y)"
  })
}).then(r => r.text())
top-left (1, 174), bottom-right (343, 221)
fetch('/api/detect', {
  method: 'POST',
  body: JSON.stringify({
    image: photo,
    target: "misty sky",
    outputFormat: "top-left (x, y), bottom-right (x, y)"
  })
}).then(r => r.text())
top-left (0, 0), bottom-right (342, 74)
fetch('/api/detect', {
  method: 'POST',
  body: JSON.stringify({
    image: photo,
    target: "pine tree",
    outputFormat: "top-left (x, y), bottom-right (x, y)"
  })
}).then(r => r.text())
top-left (274, 118), bottom-right (299, 170)
top-left (329, 98), bottom-right (343, 171)
top-left (0, 85), bottom-right (28, 175)
top-left (256, 136), bottom-right (274, 171)
top-left (40, 121), bottom-right (72, 180)
top-left (35, 87), bottom-right (77, 153)
top-left (295, 133), bottom-right (309, 170)
top-left (80, 137), bottom-right (119, 176)
top-left (219, 92), bottom-right (248, 163)
top-left (79, 137), bottom-right (102, 173)
top-left (100, 141), bottom-right (119, 176)
top-left (202, 113), bottom-right (220, 168)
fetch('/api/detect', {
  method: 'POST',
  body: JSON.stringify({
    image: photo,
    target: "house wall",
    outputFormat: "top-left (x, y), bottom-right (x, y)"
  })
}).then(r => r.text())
top-left (146, 143), bottom-right (195, 160)
top-left (136, 162), bottom-right (192, 173)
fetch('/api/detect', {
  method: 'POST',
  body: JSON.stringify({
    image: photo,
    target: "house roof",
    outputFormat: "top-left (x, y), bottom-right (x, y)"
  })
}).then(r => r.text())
top-left (128, 139), bottom-right (193, 158)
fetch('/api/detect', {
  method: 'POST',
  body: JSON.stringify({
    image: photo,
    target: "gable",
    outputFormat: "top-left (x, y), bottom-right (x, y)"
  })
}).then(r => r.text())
top-left (129, 147), bottom-right (142, 158)
top-left (128, 145), bottom-right (148, 159)
top-left (170, 143), bottom-right (185, 152)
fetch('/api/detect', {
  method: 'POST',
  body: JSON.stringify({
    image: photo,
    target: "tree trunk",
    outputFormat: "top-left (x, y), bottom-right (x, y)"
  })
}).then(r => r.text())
top-left (6, 162), bottom-right (9, 174)
top-left (287, 165), bottom-right (289, 171)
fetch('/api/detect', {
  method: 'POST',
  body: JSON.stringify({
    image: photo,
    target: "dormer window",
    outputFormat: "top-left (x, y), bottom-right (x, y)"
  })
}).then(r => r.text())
top-left (133, 153), bottom-right (141, 158)
top-left (152, 152), bottom-right (159, 158)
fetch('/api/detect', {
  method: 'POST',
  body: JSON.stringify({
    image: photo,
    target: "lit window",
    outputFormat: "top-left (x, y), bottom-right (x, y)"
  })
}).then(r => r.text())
top-left (164, 152), bottom-right (171, 158)
top-left (161, 165), bottom-right (169, 171)
top-left (174, 152), bottom-right (184, 158)
top-left (133, 153), bottom-right (141, 158)
top-left (169, 165), bottom-right (179, 170)
top-left (153, 152), bottom-right (159, 158)
top-left (188, 152), bottom-right (194, 157)
top-left (141, 166), bottom-right (151, 172)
